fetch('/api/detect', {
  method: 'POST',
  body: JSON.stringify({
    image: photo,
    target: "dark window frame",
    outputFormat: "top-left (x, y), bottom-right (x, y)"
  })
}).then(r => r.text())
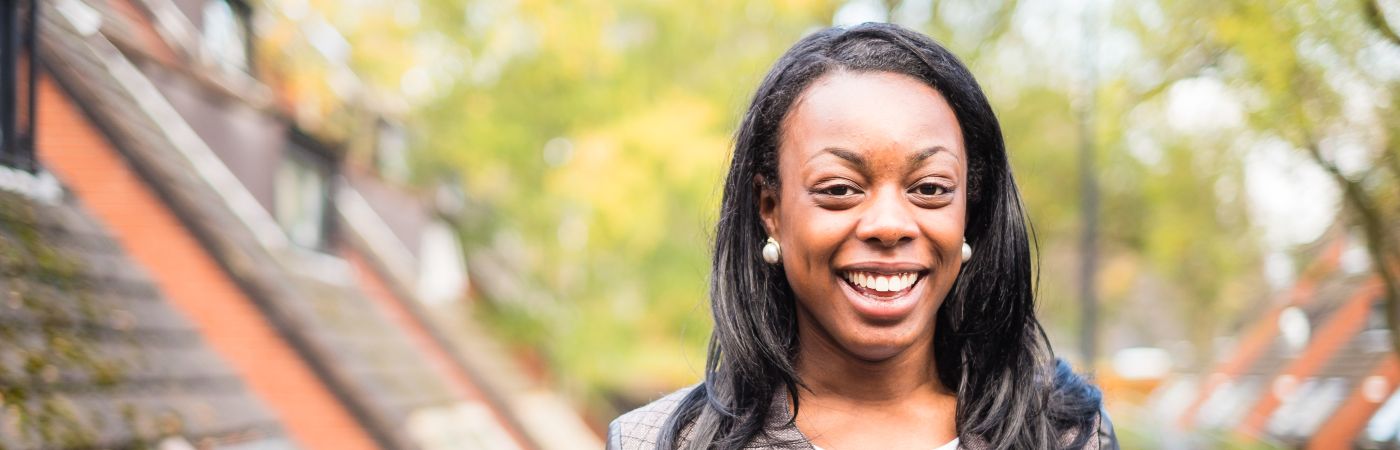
top-left (1, 0), bottom-right (38, 172)
top-left (277, 129), bottom-right (341, 252)
top-left (372, 117), bottom-right (411, 182)
top-left (200, 0), bottom-right (255, 74)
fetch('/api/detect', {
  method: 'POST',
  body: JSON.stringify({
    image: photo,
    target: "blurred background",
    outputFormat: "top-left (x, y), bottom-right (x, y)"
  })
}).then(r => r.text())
top-left (3, 0), bottom-right (1400, 448)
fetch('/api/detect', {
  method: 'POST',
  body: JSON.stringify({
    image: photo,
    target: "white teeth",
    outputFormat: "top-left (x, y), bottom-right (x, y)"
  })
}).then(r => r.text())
top-left (843, 271), bottom-right (920, 292)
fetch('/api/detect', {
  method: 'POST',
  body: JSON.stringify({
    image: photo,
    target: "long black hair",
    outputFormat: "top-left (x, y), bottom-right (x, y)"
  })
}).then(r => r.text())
top-left (659, 23), bottom-right (1102, 450)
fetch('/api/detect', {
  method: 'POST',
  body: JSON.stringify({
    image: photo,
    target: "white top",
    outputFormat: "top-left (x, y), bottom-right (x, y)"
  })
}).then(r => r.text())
top-left (813, 438), bottom-right (959, 450)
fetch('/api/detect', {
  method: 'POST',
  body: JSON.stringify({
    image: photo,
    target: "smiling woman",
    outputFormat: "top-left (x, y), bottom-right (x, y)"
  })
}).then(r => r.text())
top-left (608, 23), bottom-right (1117, 450)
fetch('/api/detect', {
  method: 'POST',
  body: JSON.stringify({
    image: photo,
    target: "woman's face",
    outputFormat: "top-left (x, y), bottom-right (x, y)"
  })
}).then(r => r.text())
top-left (760, 70), bottom-right (967, 362)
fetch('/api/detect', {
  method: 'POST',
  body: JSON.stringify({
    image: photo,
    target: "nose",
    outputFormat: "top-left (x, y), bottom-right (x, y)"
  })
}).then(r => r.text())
top-left (854, 187), bottom-right (918, 248)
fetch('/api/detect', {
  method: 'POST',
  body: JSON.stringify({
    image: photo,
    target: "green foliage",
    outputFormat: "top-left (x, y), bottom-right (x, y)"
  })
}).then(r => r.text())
top-left (339, 0), bottom-right (842, 406)
top-left (275, 0), bottom-right (1400, 424)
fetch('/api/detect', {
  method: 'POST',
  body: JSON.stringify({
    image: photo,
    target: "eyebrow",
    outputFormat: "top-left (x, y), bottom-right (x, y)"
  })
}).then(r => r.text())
top-left (813, 147), bottom-right (867, 170)
top-left (809, 145), bottom-right (954, 169)
top-left (909, 146), bottom-right (952, 165)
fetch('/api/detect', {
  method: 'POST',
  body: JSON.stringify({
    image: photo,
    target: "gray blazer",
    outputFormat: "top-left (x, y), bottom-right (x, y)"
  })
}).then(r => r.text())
top-left (607, 385), bottom-right (1120, 450)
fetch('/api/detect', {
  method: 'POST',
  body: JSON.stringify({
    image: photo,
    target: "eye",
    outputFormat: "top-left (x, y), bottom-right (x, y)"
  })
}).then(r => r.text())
top-left (822, 185), bottom-right (855, 196)
top-left (913, 183), bottom-right (948, 196)
top-left (809, 181), bottom-right (863, 209)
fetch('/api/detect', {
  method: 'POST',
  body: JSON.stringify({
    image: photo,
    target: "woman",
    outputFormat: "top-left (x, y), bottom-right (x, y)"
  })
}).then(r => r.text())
top-left (609, 23), bottom-right (1116, 450)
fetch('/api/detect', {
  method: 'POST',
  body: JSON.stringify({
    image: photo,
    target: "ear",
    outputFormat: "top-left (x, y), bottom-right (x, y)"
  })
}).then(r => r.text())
top-left (756, 174), bottom-right (780, 239)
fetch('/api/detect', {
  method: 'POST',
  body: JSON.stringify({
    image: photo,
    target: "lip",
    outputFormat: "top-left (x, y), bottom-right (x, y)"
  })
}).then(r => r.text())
top-left (837, 262), bottom-right (930, 273)
top-left (836, 262), bottom-right (929, 322)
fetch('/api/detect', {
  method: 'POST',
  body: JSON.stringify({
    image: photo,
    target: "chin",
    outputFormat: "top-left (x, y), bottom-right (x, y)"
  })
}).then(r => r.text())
top-left (837, 327), bottom-right (924, 362)
top-left (830, 278), bottom-right (944, 362)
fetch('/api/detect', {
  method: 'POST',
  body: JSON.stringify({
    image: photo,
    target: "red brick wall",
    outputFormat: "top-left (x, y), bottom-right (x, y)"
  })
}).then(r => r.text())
top-left (1308, 356), bottom-right (1400, 449)
top-left (1236, 280), bottom-right (1382, 436)
top-left (1176, 237), bottom-right (1346, 429)
top-left (36, 74), bottom-right (378, 450)
top-left (106, 0), bottom-right (180, 65)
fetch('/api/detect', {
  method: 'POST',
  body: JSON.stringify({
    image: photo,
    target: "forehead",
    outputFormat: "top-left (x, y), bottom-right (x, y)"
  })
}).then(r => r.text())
top-left (780, 70), bottom-right (965, 164)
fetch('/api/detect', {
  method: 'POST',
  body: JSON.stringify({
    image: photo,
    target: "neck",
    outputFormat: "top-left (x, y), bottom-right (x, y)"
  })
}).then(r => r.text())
top-left (787, 312), bottom-right (960, 449)
top-left (792, 317), bottom-right (950, 404)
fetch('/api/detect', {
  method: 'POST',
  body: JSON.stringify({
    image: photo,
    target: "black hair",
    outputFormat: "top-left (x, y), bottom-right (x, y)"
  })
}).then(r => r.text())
top-left (658, 23), bottom-right (1102, 450)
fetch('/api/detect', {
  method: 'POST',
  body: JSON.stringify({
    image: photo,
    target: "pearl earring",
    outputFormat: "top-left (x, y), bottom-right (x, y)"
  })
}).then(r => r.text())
top-left (961, 239), bottom-right (972, 263)
top-left (762, 237), bottom-right (782, 265)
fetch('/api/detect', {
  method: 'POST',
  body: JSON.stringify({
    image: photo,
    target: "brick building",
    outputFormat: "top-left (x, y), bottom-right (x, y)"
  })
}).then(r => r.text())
top-left (1153, 230), bottom-right (1400, 449)
top-left (1, 0), bottom-right (598, 448)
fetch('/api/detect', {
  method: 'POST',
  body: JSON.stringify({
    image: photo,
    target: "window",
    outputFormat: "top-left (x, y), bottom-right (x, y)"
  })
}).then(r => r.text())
top-left (417, 219), bottom-right (467, 307)
top-left (2, 0), bottom-right (38, 171)
top-left (276, 133), bottom-right (336, 250)
top-left (1365, 389), bottom-right (1400, 444)
top-left (200, 0), bottom-right (251, 74)
top-left (1197, 376), bottom-right (1263, 430)
top-left (1266, 377), bottom-right (1349, 440)
top-left (374, 119), bottom-right (410, 182)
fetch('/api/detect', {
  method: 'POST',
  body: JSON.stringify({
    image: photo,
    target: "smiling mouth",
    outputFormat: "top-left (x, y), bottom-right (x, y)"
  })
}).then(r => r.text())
top-left (839, 270), bottom-right (926, 298)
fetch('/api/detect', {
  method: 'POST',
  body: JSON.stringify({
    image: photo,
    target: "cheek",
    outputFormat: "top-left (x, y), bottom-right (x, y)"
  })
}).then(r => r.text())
top-left (781, 212), bottom-right (849, 271)
top-left (915, 207), bottom-right (965, 249)
top-left (777, 217), bottom-right (852, 310)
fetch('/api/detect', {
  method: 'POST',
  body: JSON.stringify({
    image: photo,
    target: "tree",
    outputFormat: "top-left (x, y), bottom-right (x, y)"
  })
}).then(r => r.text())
top-left (1146, 0), bottom-right (1400, 354)
top-left (262, 0), bottom-right (1288, 419)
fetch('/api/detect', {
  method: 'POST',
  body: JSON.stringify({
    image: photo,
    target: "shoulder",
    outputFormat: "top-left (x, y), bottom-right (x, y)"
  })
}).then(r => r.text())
top-left (1092, 407), bottom-right (1120, 450)
top-left (607, 384), bottom-right (698, 450)
top-left (1045, 359), bottom-right (1117, 449)
top-left (1047, 359), bottom-right (1103, 405)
